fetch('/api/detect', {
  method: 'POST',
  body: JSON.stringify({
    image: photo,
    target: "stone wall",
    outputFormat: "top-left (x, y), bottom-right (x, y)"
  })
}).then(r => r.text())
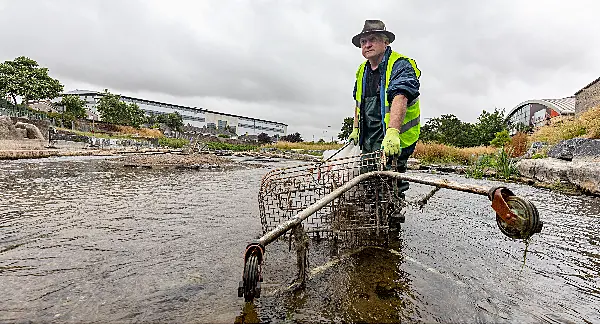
top-left (575, 78), bottom-right (600, 115)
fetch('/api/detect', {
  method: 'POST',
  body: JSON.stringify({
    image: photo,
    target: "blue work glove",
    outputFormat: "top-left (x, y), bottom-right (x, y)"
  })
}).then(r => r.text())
top-left (348, 127), bottom-right (359, 145)
top-left (382, 128), bottom-right (401, 156)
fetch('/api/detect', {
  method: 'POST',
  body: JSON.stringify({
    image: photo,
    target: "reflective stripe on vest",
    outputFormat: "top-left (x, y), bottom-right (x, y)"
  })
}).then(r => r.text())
top-left (354, 50), bottom-right (421, 148)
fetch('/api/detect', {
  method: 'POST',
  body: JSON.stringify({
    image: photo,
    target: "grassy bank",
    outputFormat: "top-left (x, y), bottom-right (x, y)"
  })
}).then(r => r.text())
top-left (413, 142), bottom-right (496, 165)
top-left (205, 142), bottom-right (258, 151)
top-left (530, 106), bottom-right (600, 145)
top-left (58, 127), bottom-right (163, 140)
top-left (413, 142), bottom-right (519, 180)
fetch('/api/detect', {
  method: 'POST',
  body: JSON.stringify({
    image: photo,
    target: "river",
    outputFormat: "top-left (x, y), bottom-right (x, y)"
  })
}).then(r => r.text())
top-left (0, 156), bottom-right (598, 323)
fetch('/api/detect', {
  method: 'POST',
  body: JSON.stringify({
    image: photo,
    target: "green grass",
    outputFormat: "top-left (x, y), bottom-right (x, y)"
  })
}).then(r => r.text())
top-left (58, 128), bottom-right (138, 140)
top-left (205, 142), bottom-right (258, 151)
top-left (158, 137), bottom-right (189, 149)
top-left (464, 148), bottom-right (520, 180)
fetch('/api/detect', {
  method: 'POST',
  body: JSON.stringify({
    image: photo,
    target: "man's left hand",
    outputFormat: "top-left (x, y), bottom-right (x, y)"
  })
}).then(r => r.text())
top-left (382, 127), bottom-right (401, 156)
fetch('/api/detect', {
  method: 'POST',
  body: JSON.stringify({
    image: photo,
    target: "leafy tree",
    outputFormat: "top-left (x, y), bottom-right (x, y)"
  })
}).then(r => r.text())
top-left (281, 132), bottom-right (303, 143)
top-left (146, 112), bottom-right (159, 126)
top-left (257, 132), bottom-right (272, 144)
top-left (155, 112), bottom-right (184, 132)
top-left (490, 130), bottom-right (511, 148)
top-left (0, 56), bottom-right (63, 105)
top-left (420, 109), bottom-right (508, 148)
top-left (60, 95), bottom-right (87, 119)
top-left (475, 108), bottom-right (506, 145)
top-left (338, 117), bottom-right (354, 141)
top-left (421, 114), bottom-right (475, 147)
top-left (97, 90), bottom-right (146, 128)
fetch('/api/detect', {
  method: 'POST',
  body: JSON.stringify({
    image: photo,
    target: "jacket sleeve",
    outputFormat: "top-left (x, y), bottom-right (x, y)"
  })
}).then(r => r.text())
top-left (387, 59), bottom-right (420, 105)
top-left (353, 80), bottom-right (357, 100)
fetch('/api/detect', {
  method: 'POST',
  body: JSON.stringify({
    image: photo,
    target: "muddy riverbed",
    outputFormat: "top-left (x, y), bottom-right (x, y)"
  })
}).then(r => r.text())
top-left (0, 155), bottom-right (598, 323)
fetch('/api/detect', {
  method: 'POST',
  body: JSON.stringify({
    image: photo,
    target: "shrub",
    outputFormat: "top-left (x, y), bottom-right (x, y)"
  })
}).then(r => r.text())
top-left (509, 131), bottom-right (528, 157)
top-left (158, 137), bottom-right (189, 148)
top-left (495, 147), bottom-right (519, 179)
top-left (490, 130), bottom-right (511, 148)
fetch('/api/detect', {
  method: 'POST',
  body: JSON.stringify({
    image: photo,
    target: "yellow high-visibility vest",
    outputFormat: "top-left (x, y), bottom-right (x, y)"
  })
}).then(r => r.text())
top-left (354, 51), bottom-right (421, 147)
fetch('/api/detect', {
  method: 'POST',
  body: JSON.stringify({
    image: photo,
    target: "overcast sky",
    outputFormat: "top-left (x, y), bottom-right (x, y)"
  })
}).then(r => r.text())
top-left (1, 0), bottom-right (599, 140)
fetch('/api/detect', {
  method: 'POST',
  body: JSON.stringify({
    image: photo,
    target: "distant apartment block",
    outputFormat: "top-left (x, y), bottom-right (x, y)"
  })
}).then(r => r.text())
top-left (56, 90), bottom-right (287, 137)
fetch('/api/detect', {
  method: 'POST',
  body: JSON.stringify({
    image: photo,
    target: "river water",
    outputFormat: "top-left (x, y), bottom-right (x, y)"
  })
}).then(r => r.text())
top-left (0, 156), bottom-right (598, 323)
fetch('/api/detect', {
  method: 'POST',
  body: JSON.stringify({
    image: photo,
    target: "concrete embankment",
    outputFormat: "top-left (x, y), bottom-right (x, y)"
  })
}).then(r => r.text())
top-left (517, 138), bottom-right (600, 195)
top-left (517, 158), bottom-right (600, 195)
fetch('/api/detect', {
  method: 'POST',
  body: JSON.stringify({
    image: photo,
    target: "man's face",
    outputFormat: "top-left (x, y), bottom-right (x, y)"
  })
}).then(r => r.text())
top-left (360, 33), bottom-right (388, 60)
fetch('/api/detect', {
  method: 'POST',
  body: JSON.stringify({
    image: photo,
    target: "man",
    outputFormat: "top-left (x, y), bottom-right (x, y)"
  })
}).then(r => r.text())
top-left (348, 20), bottom-right (421, 200)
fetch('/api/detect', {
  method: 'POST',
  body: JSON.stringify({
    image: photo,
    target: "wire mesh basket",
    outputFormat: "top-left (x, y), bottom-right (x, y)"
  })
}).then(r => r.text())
top-left (258, 150), bottom-right (406, 248)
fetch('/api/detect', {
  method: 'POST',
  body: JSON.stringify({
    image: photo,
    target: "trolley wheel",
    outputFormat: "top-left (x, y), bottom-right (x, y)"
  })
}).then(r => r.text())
top-left (243, 254), bottom-right (261, 302)
top-left (496, 196), bottom-right (543, 240)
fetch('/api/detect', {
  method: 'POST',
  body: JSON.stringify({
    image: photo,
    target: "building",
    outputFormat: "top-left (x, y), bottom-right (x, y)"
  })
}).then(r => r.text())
top-left (56, 90), bottom-right (287, 137)
top-left (575, 76), bottom-right (600, 115)
top-left (505, 96), bottom-right (575, 133)
top-left (26, 100), bottom-right (61, 113)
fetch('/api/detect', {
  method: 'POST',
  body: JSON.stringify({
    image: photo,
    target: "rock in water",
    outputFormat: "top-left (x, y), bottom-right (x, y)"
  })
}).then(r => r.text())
top-left (0, 116), bottom-right (22, 140)
top-left (14, 122), bottom-right (45, 140)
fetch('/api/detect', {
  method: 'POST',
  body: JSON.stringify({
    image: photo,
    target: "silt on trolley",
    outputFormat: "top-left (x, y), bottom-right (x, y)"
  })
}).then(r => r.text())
top-left (238, 148), bottom-right (543, 302)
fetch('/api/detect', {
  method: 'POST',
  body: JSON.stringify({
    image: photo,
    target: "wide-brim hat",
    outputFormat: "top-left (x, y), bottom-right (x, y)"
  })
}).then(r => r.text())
top-left (352, 19), bottom-right (395, 48)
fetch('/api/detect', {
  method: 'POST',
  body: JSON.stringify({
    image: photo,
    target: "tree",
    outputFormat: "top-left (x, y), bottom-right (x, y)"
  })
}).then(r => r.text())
top-left (280, 132), bottom-right (303, 143)
top-left (257, 132), bottom-right (272, 144)
top-left (60, 95), bottom-right (87, 119)
top-left (420, 109), bottom-right (508, 148)
top-left (475, 108), bottom-right (506, 145)
top-left (154, 112), bottom-right (184, 132)
top-left (338, 117), bottom-right (354, 141)
top-left (164, 112), bottom-right (183, 132)
top-left (0, 56), bottom-right (63, 105)
top-left (420, 114), bottom-right (475, 147)
top-left (97, 90), bottom-right (146, 128)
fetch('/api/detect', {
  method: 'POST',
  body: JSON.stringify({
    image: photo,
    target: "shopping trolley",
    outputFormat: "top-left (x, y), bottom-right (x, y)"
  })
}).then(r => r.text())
top-left (238, 148), bottom-right (543, 302)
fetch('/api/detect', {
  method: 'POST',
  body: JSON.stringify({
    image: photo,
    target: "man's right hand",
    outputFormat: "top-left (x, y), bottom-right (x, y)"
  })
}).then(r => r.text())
top-left (348, 127), bottom-right (359, 145)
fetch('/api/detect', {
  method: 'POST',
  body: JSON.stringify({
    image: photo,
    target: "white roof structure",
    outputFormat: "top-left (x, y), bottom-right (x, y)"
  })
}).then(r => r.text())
top-left (507, 96), bottom-right (576, 119)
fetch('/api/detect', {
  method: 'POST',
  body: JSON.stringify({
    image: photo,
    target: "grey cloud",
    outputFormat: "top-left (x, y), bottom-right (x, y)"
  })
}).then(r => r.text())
top-left (1, 0), bottom-right (600, 138)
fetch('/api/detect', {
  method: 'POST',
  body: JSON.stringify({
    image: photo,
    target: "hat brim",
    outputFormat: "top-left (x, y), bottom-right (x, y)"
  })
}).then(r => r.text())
top-left (352, 30), bottom-right (395, 47)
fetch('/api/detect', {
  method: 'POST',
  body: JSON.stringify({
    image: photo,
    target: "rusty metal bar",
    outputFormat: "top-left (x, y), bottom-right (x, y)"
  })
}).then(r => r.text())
top-left (258, 170), bottom-right (492, 247)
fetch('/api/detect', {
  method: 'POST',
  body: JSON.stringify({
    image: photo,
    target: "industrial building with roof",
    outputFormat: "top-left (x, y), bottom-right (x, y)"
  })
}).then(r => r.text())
top-left (505, 96), bottom-right (576, 132)
top-left (506, 75), bottom-right (600, 133)
top-left (57, 90), bottom-right (288, 137)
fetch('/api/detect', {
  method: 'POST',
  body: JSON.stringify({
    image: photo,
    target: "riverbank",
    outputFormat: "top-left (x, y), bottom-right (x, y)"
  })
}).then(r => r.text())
top-left (411, 158), bottom-right (599, 196)
top-left (0, 147), bottom-right (183, 160)
top-left (110, 152), bottom-right (264, 171)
